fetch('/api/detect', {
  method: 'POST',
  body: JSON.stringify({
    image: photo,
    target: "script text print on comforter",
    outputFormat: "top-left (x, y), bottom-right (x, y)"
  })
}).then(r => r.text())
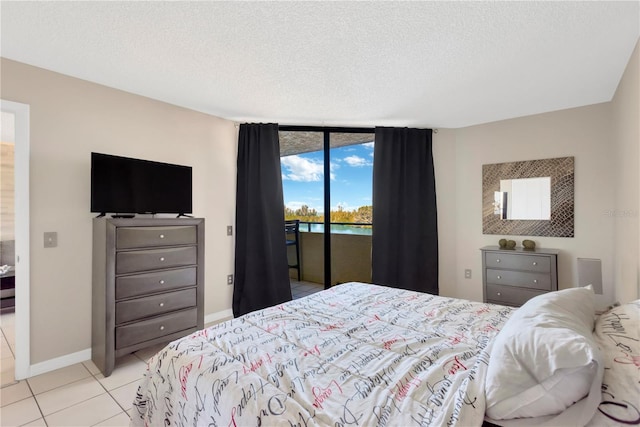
top-left (132, 282), bottom-right (512, 426)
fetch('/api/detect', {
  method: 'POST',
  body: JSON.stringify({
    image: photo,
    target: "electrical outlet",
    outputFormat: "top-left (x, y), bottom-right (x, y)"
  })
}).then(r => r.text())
top-left (464, 269), bottom-right (472, 279)
top-left (227, 274), bottom-right (234, 285)
top-left (227, 225), bottom-right (233, 236)
top-left (44, 232), bottom-right (58, 248)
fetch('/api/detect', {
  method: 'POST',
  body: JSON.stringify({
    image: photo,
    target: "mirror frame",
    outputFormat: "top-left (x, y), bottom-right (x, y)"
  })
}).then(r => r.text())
top-left (482, 156), bottom-right (574, 237)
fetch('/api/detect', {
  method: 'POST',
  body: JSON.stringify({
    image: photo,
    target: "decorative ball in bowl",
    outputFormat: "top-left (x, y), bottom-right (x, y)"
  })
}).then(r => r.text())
top-left (506, 240), bottom-right (516, 249)
top-left (522, 239), bottom-right (536, 250)
top-left (498, 238), bottom-right (507, 248)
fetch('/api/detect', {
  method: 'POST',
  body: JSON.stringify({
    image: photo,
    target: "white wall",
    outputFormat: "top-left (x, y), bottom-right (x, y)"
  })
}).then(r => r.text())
top-left (1, 58), bottom-right (238, 364)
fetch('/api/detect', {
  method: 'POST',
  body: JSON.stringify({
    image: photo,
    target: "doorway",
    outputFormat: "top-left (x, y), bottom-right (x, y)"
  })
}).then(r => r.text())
top-left (279, 126), bottom-right (374, 290)
top-left (0, 100), bottom-right (30, 381)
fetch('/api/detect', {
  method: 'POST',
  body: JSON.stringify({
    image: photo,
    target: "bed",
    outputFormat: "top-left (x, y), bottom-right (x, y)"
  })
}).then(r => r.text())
top-left (131, 282), bottom-right (639, 426)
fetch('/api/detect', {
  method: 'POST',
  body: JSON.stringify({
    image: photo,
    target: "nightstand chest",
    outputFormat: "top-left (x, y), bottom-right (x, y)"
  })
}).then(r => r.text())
top-left (92, 218), bottom-right (204, 376)
top-left (480, 245), bottom-right (558, 307)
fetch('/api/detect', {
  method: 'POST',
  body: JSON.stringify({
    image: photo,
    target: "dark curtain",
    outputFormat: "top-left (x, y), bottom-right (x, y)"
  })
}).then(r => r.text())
top-left (371, 127), bottom-right (438, 294)
top-left (233, 123), bottom-right (292, 316)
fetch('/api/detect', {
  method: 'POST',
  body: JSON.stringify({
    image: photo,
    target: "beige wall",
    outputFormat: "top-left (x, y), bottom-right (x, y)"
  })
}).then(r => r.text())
top-left (611, 40), bottom-right (640, 304)
top-left (2, 41), bottom-right (638, 368)
top-left (435, 42), bottom-right (640, 306)
top-left (1, 59), bottom-right (238, 364)
top-left (434, 103), bottom-right (617, 307)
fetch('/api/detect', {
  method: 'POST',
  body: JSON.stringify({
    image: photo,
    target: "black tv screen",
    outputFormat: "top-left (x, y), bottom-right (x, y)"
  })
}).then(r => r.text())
top-left (91, 152), bottom-right (192, 215)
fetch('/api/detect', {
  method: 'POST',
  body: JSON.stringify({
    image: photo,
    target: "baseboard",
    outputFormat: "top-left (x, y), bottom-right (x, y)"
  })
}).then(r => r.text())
top-left (26, 310), bottom-right (233, 378)
top-left (205, 309), bottom-right (233, 325)
top-left (29, 348), bottom-right (91, 377)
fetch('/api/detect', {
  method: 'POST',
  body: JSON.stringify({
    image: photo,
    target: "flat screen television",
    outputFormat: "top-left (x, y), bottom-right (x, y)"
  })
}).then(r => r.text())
top-left (91, 152), bottom-right (192, 216)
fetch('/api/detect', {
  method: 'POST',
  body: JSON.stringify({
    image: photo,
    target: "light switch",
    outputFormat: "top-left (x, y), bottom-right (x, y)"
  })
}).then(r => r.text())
top-left (227, 225), bottom-right (233, 236)
top-left (44, 232), bottom-right (57, 248)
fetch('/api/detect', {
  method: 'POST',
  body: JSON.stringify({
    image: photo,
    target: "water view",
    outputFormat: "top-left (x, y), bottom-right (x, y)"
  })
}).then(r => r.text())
top-left (300, 223), bottom-right (372, 236)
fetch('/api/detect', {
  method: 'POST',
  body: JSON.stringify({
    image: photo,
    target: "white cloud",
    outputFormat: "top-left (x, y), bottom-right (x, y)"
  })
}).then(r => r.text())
top-left (343, 155), bottom-right (372, 167)
top-left (281, 155), bottom-right (324, 182)
top-left (362, 142), bottom-right (374, 149)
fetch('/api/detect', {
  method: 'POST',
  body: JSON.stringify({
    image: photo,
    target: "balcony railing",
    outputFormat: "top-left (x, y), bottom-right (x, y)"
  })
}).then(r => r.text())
top-left (297, 221), bottom-right (372, 235)
top-left (287, 221), bottom-right (372, 285)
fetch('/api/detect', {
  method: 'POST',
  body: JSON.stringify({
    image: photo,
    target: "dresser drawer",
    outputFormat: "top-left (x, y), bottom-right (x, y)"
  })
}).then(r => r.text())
top-left (486, 268), bottom-right (552, 291)
top-left (115, 308), bottom-right (197, 349)
top-left (484, 252), bottom-right (550, 273)
top-left (115, 267), bottom-right (196, 299)
top-left (115, 288), bottom-right (196, 325)
top-left (116, 246), bottom-right (197, 274)
top-left (486, 284), bottom-right (547, 307)
top-left (116, 226), bottom-right (197, 249)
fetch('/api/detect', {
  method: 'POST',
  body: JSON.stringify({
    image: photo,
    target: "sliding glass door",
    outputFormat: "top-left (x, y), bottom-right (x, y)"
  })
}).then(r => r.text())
top-left (280, 127), bottom-right (374, 289)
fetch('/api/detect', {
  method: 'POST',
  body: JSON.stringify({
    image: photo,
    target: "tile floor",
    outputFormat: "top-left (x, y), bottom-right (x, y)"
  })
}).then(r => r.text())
top-left (290, 279), bottom-right (324, 299)
top-left (1, 308), bottom-right (161, 426)
top-left (0, 280), bottom-right (322, 426)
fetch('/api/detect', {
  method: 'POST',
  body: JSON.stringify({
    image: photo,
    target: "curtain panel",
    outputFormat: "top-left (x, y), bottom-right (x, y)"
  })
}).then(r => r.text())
top-left (372, 127), bottom-right (438, 294)
top-left (233, 123), bottom-right (292, 316)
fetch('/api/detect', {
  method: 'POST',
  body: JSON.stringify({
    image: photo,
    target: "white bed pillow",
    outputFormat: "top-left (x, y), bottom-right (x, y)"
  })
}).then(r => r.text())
top-left (485, 286), bottom-right (603, 422)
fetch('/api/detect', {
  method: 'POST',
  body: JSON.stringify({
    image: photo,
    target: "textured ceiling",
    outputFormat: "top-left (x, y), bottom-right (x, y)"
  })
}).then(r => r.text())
top-left (279, 132), bottom-right (374, 157)
top-left (1, 1), bottom-right (638, 128)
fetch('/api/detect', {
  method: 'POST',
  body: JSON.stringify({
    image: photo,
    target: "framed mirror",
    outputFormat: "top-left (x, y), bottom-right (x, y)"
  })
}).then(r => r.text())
top-left (483, 157), bottom-right (574, 237)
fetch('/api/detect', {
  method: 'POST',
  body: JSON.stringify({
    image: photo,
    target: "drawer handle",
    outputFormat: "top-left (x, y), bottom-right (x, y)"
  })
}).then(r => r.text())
top-left (160, 234), bottom-right (165, 239)
top-left (159, 280), bottom-right (165, 285)
top-left (497, 275), bottom-right (502, 279)
top-left (497, 292), bottom-right (502, 296)
top-left (160, 257), bottom-right (165, 262)
top-left (532, 262), bottom-right (537, 266)
top-left (496, 259), bottom-right (500, 263)
top-left (533, 279), bottom-right (538, 284)
top-left (159, 302), bottom-right (165, 307)
top-left (160, 325), bottom-right (165, 331)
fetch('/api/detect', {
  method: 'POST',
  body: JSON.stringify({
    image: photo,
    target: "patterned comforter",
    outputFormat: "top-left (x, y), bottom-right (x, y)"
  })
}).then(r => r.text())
top-left (131, 282), bottom-right (513, 426)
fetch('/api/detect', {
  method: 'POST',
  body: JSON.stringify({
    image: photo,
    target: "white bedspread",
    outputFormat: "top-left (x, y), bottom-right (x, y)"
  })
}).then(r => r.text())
top-left (131, 282), bottom-right (513, 426)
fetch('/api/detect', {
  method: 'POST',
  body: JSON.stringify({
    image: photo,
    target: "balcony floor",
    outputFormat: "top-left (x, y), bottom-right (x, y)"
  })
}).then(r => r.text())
top-left (290, 279), bottom-right (324, 299)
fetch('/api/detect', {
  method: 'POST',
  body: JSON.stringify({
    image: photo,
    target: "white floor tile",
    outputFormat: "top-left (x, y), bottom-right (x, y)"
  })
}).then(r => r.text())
top-left (95, 354), bottom-right (146, 391)
top-left (20, 418), bottom-right (46, 426)
top-left (82, 359), bottom-right (101, 376)
top-left (35, 376), bottom-right (105, 416)
top-left (0, 396), bottom-right (42, 426)
top-left (44, 393), bottom-right (122, 427)
top-left (1, 333), bottom-right (14, 359)
top-left (92, 411), bottom-right (130, 426)
top-left (0, 380), bottom-right (32, 407)
top-left (27, 363), bottom-right (92, 395)
top-left (0, 311), bottom-right (15, 328)
top-left (108, 379), bottom-right (141, 412)
top-left (1, 355), bottom-right (16, 386)
top-left (3, 327), bottom-right (16, 351)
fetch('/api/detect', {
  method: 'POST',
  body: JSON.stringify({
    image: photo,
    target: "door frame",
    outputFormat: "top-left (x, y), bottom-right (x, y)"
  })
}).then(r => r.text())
top-left (1, 100), bottom-right (30, 380)
top-left (279, 125), bottom-right (373, 290)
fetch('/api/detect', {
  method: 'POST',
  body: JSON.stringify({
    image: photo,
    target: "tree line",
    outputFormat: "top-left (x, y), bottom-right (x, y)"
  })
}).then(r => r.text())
top-left (285, 205), bottom-right (372, 225)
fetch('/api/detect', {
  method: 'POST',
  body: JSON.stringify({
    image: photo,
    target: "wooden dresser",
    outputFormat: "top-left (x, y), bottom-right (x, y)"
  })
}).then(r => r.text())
top-left (481, 245), bottom-right (558, 307)
top-left (92, 218), bottom-right (204, 376)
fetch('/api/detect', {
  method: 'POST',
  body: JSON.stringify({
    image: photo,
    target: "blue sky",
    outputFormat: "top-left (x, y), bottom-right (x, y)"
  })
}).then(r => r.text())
top-left (281, 142), bottom-right (374, 213)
